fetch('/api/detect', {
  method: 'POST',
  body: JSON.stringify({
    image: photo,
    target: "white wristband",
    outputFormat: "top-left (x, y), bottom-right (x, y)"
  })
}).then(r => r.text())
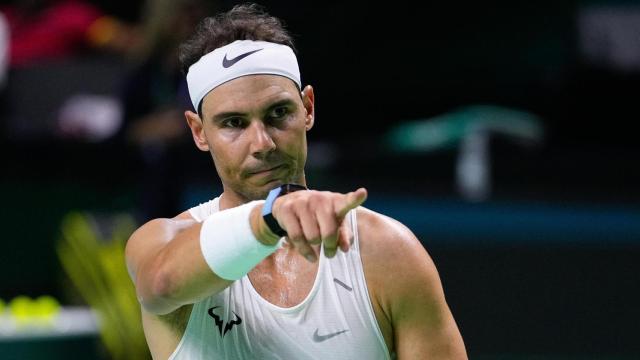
top-left (199, 200), bottom-right (280, 280)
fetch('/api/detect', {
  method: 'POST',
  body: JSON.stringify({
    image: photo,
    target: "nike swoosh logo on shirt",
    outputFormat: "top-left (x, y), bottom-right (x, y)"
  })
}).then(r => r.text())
top-left (312, 329), bottom-right (349, 342)
top-left (222, 49), bottom-right (264, 68)
top-left (333, 278), bottom-right (353, 291)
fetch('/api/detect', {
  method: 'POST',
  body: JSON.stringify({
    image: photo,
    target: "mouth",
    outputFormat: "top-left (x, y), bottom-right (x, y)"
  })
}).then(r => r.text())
top-left (248, 164), bottom-right (285, 176)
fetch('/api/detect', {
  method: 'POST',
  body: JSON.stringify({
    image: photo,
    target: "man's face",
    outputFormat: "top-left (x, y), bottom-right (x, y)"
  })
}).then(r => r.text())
top-left (188, 75), bottom-right (314, 202)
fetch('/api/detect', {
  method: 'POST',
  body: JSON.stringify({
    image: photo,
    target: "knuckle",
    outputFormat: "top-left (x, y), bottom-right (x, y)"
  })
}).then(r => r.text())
top-left (305, 230), bottom-right (319, 243)
top-left (321, 220), bottom-right (338, 236)
top-left (294, 242), bottom-right (311, 254)
top-left (320, 199), bottom-right (334, 214)
top-left (279, 200), bottom-right (293, 213)
top-left (319, 225), bottom-right (334, 239)
top-left (287, 230), bottom-right (303, 243)
top-left (307, 191), bottom-right (323, 204)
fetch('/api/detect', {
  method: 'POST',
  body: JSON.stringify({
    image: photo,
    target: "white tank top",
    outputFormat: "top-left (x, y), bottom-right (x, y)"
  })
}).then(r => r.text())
top-left (168, 197), bottom-right (391, 360)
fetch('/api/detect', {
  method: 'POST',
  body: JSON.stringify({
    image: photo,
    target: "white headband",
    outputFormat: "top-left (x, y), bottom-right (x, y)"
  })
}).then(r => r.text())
top-left (186, 40), bottom-right (301, 112)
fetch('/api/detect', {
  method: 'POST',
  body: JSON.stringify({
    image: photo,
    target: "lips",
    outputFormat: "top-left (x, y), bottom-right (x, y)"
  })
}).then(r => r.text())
top-left (249, 164), bottom-right (284, 175)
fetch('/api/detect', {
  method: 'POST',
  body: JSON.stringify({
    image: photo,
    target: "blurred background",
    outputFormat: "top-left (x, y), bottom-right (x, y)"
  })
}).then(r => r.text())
top-left (0, 0), bottom-right (638, 358)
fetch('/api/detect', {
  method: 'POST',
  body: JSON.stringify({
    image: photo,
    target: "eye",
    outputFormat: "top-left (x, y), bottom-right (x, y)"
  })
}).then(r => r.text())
top-left (221, 117), bottom-right (244, 128)
top-left (269, 106), bottom-right (289, 120)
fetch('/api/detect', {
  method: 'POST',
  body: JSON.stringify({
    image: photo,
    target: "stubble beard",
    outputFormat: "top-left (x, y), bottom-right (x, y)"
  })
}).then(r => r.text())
top-left (234, 167), bottom-right (304, 203)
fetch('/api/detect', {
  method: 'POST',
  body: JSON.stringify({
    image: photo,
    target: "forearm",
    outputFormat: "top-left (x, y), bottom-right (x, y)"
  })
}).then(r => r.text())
top-left (135, 220), bottom-right (229, 314)
top-left (130, 203), bottom-right (280, 315)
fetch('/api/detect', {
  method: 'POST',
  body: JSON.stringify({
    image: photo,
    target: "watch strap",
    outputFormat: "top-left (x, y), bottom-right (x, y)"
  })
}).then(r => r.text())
top-left (261, 184), bottom-right (307, 237)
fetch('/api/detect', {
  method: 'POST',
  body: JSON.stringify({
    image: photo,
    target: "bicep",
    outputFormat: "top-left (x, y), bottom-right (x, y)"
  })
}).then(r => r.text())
top-left (367, 217), bottom-right (466, 359)
top-left (392, 246), bottom-right (467, 359)
top-left (358, 209), bottom-right (467, 359)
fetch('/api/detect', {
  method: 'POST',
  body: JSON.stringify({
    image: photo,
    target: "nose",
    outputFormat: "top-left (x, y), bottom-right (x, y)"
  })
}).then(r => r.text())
top-left (248, 121), bottom-right (276, 159)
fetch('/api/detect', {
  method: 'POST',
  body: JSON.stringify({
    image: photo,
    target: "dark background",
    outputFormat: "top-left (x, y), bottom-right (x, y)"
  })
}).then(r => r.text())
top-left (1, 0), bottom-right (638, 358)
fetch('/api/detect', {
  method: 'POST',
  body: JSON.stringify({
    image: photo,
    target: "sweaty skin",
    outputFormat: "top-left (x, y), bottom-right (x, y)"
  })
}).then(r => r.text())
top-left (125, 75), bottom-right (467, 359)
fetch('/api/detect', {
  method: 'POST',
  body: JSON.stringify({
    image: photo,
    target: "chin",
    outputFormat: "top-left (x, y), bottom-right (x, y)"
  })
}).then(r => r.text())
top-left (233, 177), bottom-right (290, 201)
top-left (245, 183), bottom-right (278, 201)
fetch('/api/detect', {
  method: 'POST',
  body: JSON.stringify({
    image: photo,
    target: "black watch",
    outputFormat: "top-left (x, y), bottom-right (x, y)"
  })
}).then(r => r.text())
top-left (261, 184), bottom-right (307, 237)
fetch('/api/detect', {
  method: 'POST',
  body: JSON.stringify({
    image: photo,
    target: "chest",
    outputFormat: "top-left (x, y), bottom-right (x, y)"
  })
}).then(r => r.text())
top-left (247, 251), bottom-right (319, 308)
top-left (244, 249), bottom-right (394, 354)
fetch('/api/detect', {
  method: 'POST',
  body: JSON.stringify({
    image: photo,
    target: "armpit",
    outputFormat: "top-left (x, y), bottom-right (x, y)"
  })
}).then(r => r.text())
top-left (158, 303), bottom-right (194, 336)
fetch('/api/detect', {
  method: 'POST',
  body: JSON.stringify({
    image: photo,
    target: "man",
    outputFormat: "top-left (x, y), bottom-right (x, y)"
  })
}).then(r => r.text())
top-left (125, 4), bottom-right (467, 359)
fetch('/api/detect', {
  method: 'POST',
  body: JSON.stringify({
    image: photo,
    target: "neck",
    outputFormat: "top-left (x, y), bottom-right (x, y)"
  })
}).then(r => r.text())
top-left (218, 191), bottom-right (250, 210)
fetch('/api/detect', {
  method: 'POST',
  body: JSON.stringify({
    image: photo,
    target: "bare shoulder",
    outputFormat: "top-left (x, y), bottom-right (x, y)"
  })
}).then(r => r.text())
top-left (354, 207), bottom-right (445, 321)
top-left (355, 207), bottom-right (435, 272)
top-left (125, 211), bottom-right (194, 275)
top-left (355, 207), bottom-right (467, 358)
top-left (174, 210), bottom-right (195, 221)
top-left (126, 210), bottom-right (197, 339)
top-left (125, 207), bottom-right (195, 290)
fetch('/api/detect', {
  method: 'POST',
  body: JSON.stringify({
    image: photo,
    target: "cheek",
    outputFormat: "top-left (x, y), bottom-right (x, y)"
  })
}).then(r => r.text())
top-left (210, 141), bottom-right (243, 176)
top-left (295, 128), bottom-right (309, 152)
top-left (280, 129), bottom-right (308, 163)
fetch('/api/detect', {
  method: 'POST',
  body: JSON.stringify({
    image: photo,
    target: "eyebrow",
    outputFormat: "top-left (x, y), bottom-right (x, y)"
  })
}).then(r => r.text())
top-left (209, 98), bottom-right (298, 124)
top-left (265, 98), bottom-right (297, 112)
top-left (210, 111), bottom-right (245, 124)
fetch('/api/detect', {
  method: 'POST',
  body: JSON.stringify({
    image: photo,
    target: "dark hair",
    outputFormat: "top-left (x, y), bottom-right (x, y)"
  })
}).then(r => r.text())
top-left (178, 3), bottom-right (295, 75)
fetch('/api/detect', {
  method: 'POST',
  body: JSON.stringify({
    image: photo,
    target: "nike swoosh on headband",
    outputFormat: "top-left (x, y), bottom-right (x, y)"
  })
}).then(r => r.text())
top-left (222, 49), bottom-right (264, 68)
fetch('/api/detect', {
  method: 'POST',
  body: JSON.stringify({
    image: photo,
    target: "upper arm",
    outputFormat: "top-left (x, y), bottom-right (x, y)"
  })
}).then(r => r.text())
top-left (125, 211), bottom-right (211, 314)
top-left (392, 237), bottom-right (467, 359)
top-left (125, 211), bottom-right (194, 281)
top-left (359, 210), bottom-right (467, 359)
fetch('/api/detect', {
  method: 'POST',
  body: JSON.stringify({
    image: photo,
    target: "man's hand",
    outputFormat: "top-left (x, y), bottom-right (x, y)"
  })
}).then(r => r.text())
top-left (272, 188), bottom-right (367, 261)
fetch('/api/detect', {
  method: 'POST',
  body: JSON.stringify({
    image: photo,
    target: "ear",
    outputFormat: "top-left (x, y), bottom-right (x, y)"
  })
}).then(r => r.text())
top-left (185, 110), bottom-right (209, 151)
top-left (301, 85), bottom-right (315, 131)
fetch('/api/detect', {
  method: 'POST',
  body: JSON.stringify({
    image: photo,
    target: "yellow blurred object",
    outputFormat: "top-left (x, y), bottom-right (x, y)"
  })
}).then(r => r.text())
top-left (0, 298), bottom-right (5, 314)
top-left (6, 295), bottom-right (62, 327)
top-left (9, 296), bottom-right (33, 325)
top-left (57, 212), bottom-right (149, 360)
top-left (33, 295), bottom-right (61, 320)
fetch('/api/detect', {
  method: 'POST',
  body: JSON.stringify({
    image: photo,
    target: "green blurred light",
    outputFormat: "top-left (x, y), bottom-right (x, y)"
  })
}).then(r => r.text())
top-left (386, 105), bottom-right (543, 153)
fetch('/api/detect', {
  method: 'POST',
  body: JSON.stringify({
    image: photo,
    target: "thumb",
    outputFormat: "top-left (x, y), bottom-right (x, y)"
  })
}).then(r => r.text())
top-left (337, 188), bottom-right (368, 218)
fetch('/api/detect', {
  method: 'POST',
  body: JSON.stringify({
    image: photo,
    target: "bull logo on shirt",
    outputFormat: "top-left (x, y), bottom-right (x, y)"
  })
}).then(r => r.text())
top-left (208, 306), bottom-right (242, 337)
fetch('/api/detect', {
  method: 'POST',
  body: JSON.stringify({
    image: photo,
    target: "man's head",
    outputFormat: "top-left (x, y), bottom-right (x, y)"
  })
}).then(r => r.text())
top-left (179, 4), bottom-right (314, 203)
top-left (179, 3), bottom-right (295, 78)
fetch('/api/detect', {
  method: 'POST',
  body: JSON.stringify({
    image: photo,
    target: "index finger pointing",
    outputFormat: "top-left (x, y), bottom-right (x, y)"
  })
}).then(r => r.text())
top-left (337, 188), bottom-right (368, 218)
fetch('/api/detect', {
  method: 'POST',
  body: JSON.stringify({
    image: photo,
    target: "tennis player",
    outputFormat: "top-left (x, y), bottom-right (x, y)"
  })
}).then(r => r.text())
top-left (126, 4), bottom-right (466, 359)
